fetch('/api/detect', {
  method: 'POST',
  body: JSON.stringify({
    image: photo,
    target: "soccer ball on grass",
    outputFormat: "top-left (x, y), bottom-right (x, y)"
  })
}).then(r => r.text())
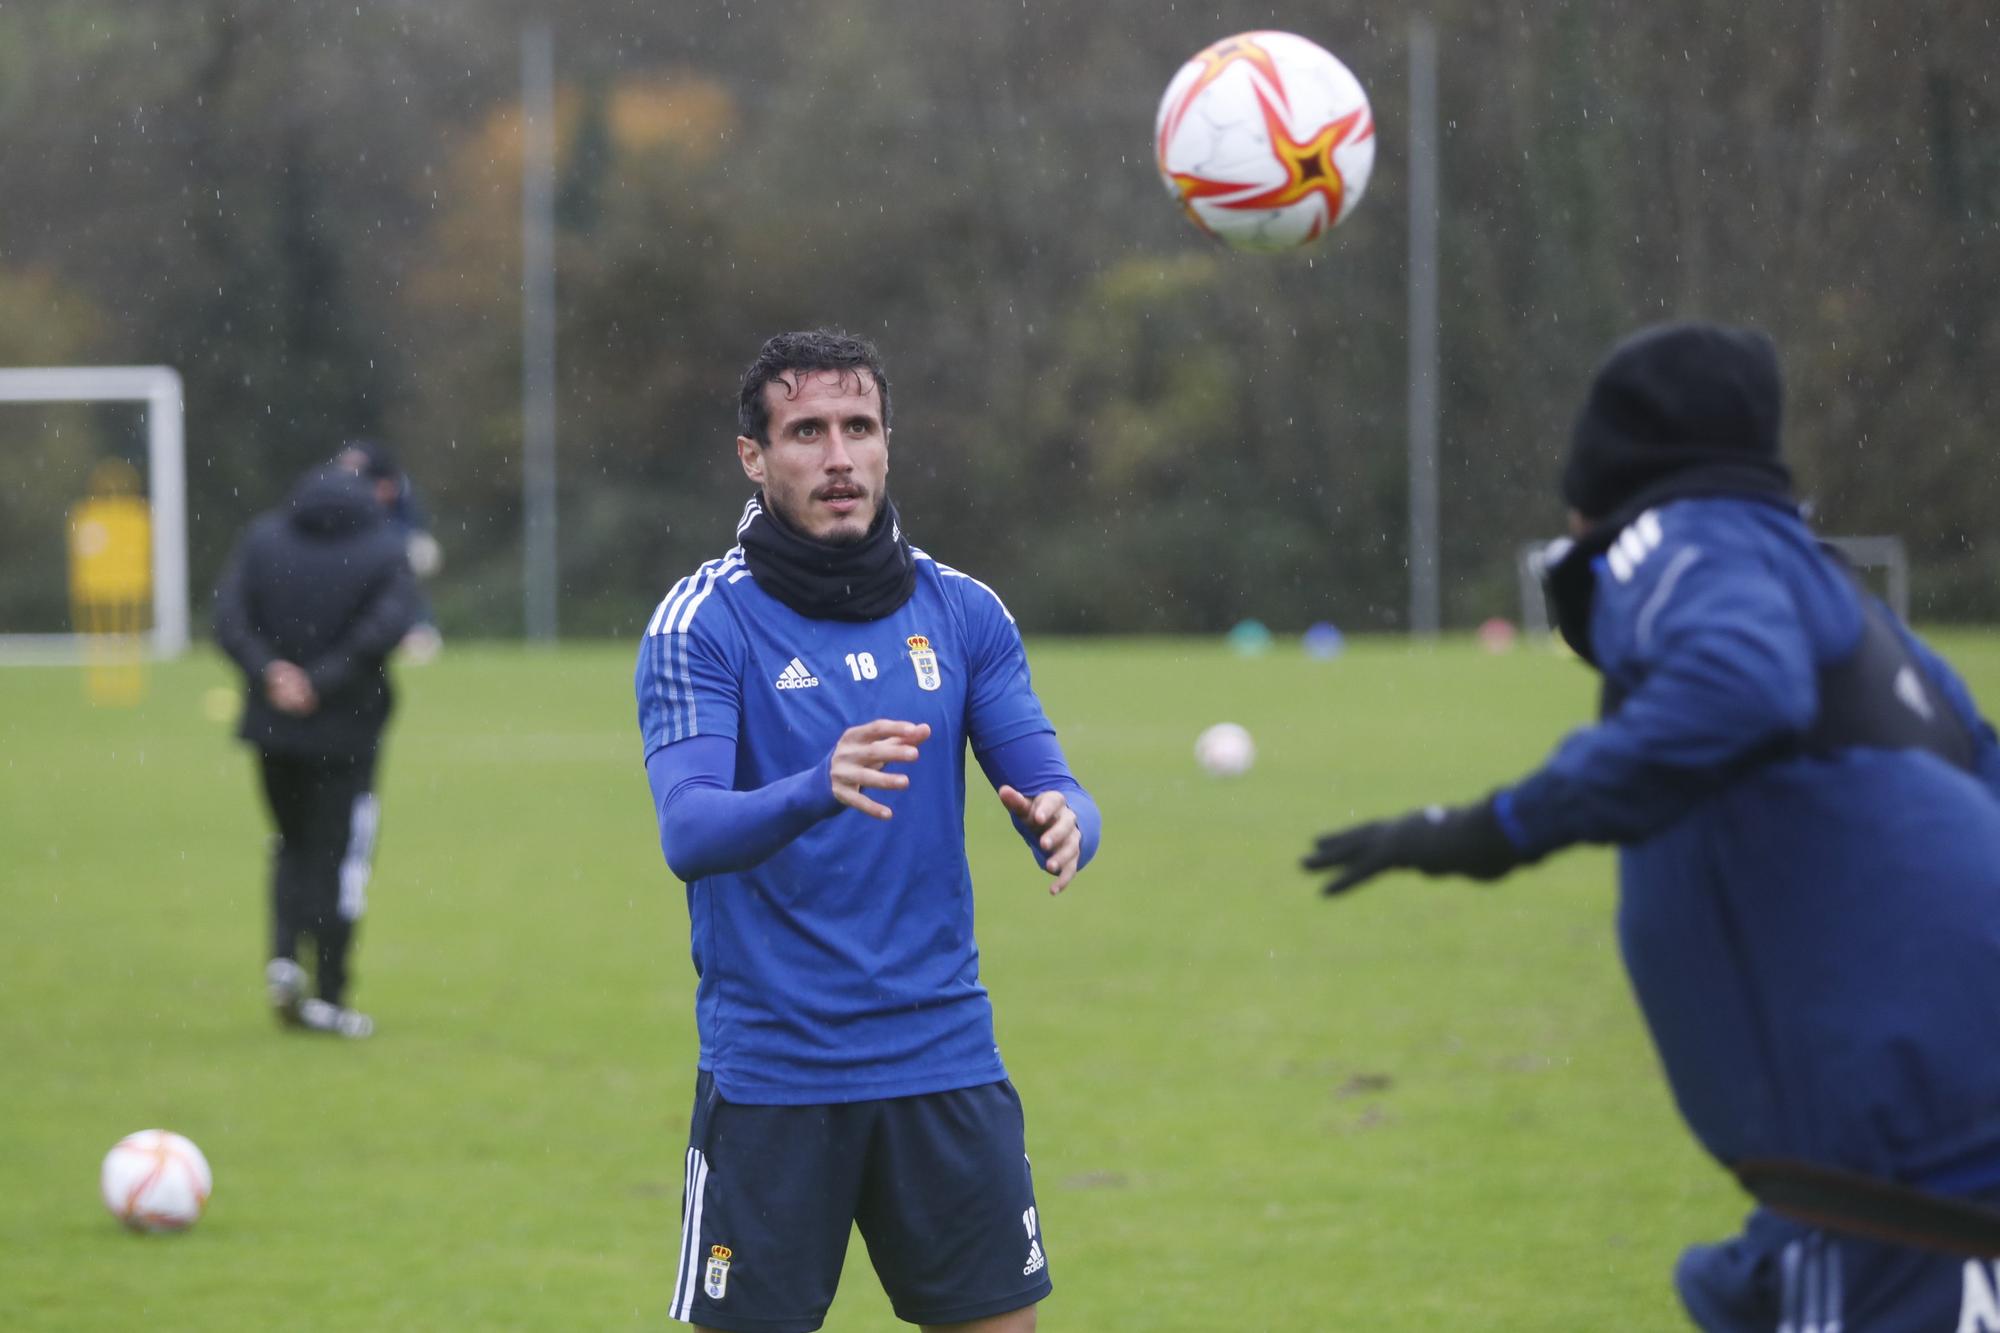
top-left (1195, 722), bottom-right (1257, 778)
top-left (101, 1129), bottom-right (212, 1232)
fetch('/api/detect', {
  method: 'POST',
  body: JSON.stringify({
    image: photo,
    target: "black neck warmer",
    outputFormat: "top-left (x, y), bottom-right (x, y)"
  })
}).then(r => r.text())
top-left (736, 492), bottom-right (917, 622)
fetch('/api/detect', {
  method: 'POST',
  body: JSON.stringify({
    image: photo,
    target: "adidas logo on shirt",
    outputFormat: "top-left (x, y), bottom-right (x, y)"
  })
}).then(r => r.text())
top-left (774, 657), bottom-right (820, 690)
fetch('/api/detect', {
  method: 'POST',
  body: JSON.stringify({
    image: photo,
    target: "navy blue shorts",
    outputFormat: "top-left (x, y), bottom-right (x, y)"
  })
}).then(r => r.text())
top-left (668, 1072), bottom-right (1051, 1331)
top-left (1676, 1204), bottom-right (2000, 1332)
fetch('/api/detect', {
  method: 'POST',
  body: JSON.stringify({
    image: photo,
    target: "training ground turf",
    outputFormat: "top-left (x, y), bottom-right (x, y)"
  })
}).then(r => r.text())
top-left (8, 633), bottom-right (1999, 1330)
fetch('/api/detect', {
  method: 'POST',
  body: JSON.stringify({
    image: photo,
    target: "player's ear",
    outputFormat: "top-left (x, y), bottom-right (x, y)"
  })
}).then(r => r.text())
top-left (736, 435), bottom-right (764, 484)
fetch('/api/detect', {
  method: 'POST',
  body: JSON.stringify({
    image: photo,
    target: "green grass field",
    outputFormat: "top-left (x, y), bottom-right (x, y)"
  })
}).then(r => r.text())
top-left (10, 633), bottom-right (1999, 1330)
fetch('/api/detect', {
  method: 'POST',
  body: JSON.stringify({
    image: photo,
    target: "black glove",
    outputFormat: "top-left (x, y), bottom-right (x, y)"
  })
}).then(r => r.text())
top-left (1302, 799), bottom-right (1523, 896)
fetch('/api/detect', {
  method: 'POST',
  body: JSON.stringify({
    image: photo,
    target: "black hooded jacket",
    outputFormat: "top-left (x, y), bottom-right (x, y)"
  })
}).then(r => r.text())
top-left (213, 467), bottom-right (420, 759)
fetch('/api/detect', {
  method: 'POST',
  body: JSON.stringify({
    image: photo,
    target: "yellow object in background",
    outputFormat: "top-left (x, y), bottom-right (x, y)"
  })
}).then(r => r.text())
top-left (68, 461), bottom-right (152, 706)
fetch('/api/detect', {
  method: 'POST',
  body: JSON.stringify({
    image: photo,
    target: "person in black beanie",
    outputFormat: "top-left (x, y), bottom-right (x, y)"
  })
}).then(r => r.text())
top-left (1560, 322), bottom-right (1790, 523)
top-left (1302, 321), bottom-right (2000, 1329)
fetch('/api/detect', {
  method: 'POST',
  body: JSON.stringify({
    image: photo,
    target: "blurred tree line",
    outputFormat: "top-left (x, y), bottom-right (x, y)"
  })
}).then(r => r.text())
top-left (0, 0), bottom-right (1994, 636)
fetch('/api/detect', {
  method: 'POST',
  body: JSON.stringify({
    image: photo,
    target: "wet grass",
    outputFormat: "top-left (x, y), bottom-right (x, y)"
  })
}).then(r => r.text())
top-left (7, 632), bottom-right (1999, 1330)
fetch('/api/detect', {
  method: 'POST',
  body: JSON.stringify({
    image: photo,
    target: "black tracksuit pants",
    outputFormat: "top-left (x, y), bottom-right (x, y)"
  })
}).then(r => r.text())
top-left (258, 750), bottom-right (379, 1007)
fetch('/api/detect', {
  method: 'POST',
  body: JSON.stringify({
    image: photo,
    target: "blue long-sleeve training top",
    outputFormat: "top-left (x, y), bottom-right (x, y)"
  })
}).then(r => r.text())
top-left (635, 536), bottom-right (1101, 1105)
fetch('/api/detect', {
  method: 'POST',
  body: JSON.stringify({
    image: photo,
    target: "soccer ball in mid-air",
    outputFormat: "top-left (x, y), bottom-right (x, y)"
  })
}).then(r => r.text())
top-left (1195, 722), bottom-right (1257, 777)
top-left (101, 1129), bottom-right (212, 1232)
top-left (1155, 30), bottom-right (1375, 251)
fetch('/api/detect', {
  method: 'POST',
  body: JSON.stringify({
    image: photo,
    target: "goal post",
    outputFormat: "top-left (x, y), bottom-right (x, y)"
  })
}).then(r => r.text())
top-left (0, 366), bottom-right (187, 661)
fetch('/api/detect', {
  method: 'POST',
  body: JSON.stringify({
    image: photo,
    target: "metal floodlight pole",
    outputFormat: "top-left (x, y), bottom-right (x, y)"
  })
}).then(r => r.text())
top-left (1406, 16), bottom-right (1442, 639)
top-left (521, 22), bottom-right (560, 643)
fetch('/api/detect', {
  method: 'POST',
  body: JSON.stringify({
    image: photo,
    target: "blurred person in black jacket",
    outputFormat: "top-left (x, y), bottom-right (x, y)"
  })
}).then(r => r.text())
top-left (213, 465), bottom-right (420, 1038)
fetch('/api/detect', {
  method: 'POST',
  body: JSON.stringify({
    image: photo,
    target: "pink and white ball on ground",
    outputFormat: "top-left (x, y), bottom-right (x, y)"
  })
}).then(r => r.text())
top-left (1195, 722), bottom-right (1257, 777)
top-left (101, 1129), bottom-right (212, 1232)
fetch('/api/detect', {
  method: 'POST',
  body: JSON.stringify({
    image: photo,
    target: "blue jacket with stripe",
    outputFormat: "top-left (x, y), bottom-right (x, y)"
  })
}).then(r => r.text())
top-left (1504, 496), bottom-right (2000, 1188)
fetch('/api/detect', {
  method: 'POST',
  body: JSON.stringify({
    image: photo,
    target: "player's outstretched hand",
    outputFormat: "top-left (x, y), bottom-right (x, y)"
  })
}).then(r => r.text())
top-left (997, 785), bottom-right (1082, 896)
top-left (1302, 800), bottom-right (1522, 897)
top-left (830, 719), bottom-right (931, 820)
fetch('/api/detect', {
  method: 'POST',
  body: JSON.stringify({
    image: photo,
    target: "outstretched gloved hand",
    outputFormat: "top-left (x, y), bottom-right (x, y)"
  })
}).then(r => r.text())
top-left (1302, 800), bottom-right (1523, 896)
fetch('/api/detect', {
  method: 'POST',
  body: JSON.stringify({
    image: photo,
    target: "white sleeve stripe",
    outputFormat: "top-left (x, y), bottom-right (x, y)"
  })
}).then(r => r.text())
top-left (639, 550), bottom-right (738, 744)
top-left (652, 567), bottom-right (711, 641)
top-left (651, 574), bottom-right (704, 642)
top-left (673, 552), bottom-right (740, 635)
top-left (666, 569), bottom-right (714, 741)
top-left (932, 561), bottom-right (1016, 625)
top-left (646, 582), bottom-right (690, 637)
top-left (1635, 545), bottom-right (1702, 652)
top-left (647, 550), bottom-right (741, 639)
top-left (664, 552), bottom-right (745, 741)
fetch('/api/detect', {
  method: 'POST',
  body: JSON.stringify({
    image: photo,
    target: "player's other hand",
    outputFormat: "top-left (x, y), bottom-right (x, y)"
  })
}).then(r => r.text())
top-left (263, 660), bottom-right (319, 716)
top-left (997, 785), bottom-right (1082, 896)
top-left (830, 719), bottom-right (931, 820)
top-left (1302, 800), bottom-right (1521, 897)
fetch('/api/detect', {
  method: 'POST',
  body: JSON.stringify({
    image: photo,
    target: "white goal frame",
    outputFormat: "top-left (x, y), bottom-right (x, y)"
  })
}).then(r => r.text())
top-left (0, 366), bottom-right (188, 661)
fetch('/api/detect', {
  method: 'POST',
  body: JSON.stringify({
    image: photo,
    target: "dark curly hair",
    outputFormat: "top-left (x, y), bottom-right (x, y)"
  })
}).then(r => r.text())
top-left (736, 329), bottom-right (891, 444)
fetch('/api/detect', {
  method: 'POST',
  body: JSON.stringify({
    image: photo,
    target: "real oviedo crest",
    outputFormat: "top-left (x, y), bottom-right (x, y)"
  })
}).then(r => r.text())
top-left (704, 1244), bottom-right (732, 1300)
top-left (907, 635), bottom-right (941, 692)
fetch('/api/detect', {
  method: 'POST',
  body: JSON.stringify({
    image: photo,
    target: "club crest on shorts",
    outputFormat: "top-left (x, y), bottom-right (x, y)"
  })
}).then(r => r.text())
top-left (907, 635), bottom-right (941, 691)
top-left (704, 1244), bottom-right (732, 1300)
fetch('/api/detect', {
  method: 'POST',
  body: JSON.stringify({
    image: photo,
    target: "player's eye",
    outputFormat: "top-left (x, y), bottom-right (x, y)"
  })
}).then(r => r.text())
top-left (794, 422), bottom-right (820, 440)
top-left (846, 419), bottom-right (874, 436)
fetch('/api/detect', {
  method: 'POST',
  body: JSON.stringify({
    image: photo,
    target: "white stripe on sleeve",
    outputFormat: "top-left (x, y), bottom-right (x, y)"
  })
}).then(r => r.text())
top-left (916, 550), bottom-right (1018, 625)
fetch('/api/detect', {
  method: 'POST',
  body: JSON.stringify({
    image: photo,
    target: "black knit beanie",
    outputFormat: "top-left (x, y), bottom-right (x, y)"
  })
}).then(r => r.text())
top-left (1561, 322), bottom-right (1791, 521)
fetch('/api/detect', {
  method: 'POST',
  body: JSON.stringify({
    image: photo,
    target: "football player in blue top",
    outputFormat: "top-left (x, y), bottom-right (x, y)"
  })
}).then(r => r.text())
top-left (1303, 322), bottom-right (2000, 1331)
top-left (636, 330), bottom-right (1100, 1333)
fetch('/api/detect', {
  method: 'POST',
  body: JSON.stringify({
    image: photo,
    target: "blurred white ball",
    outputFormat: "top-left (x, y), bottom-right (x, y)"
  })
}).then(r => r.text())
top-left (1195, 722), bottom-right (1256, 777)
top-left (399, 623), bottom-right (444, 665)
top-left (101, 1129), bottom-right (212, 1232)
top-left (406, 531), bottom-right (443, 577)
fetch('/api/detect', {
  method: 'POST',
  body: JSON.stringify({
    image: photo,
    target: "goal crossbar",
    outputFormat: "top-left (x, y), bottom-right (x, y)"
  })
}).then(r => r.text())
top-left (0, 366), bottom-right (187, 660)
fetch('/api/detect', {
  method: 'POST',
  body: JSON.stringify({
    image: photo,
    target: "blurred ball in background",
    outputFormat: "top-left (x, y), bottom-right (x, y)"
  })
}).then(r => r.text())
top-left (1195, 721), bottom-right (1256, 777)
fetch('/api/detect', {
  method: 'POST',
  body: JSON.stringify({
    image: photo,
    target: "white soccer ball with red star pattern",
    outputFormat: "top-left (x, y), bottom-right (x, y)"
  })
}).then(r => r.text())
top-left (100, 1129), bottom-right (213, 1232)
top-left (1155, 31), bottom-right (1376, 251)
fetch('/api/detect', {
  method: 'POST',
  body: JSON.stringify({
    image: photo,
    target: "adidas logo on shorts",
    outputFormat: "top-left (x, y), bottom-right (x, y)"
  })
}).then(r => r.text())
top-left (1021, 1206), bottom-right (1045, 1276)
top-left (774, 657), bottom-right (820, 690)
